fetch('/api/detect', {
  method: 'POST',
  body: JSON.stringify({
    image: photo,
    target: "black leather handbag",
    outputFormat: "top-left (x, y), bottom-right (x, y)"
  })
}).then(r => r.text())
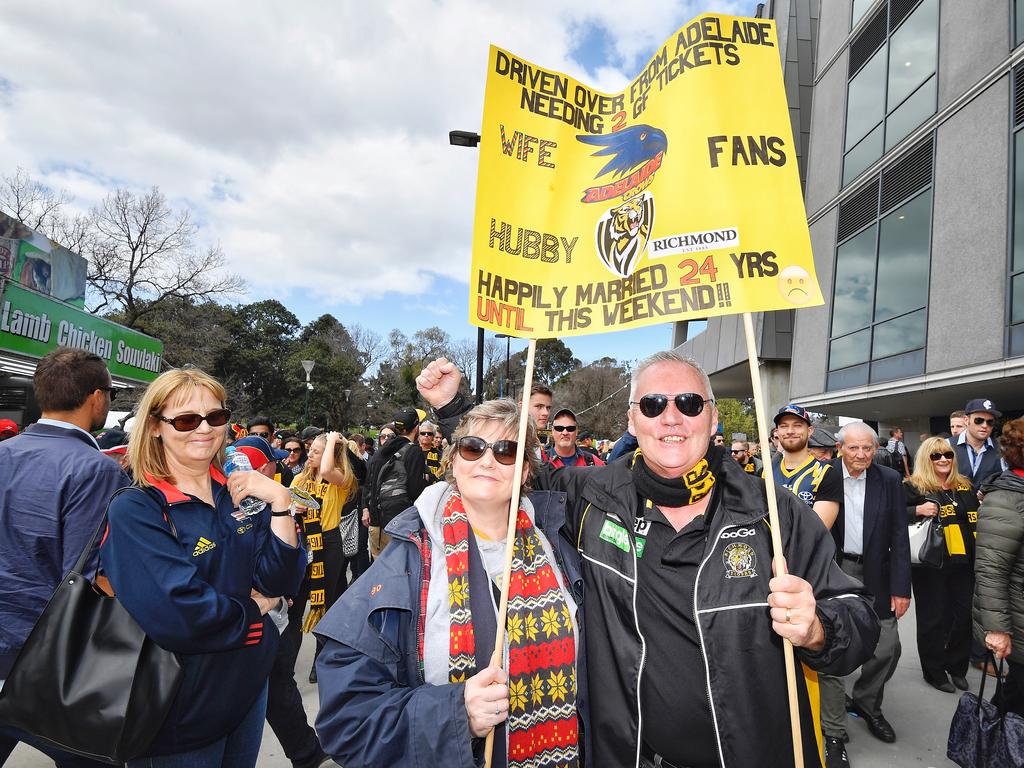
top-left (0, 488), bottom-right (183, 763)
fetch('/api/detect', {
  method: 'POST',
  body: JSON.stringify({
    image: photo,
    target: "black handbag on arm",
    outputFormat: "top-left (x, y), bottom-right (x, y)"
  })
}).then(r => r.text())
top-left (0, 488), bottom-right (183, 764)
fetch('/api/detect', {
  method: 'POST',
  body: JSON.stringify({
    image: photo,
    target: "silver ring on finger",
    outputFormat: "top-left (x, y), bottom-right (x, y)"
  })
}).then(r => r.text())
top-left (495, 705), bottom-right (500, 716)
top-left (785, 608), bottom-right (792, 623)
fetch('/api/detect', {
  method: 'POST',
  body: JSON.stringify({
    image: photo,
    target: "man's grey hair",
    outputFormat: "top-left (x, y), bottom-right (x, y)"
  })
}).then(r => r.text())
top-left (837, 422), bottom-right (879, 446)
top-left (629, 350), bottom-right (716, 403)
top-left (419, 420), bottom-right (435, 432)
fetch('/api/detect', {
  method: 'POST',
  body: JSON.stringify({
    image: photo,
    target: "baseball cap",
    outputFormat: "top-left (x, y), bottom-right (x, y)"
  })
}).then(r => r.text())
top-left (774, 404), bottom-right (811, 426)
top-left (234, 436), bottom-right (289, 469)
top-left (300, 426), bottom-right (323, 441)
top-left (96, 427), bottom-right (128, 449)
top-left (807, 427), bottom-right (837, 448)
top-left (965, 398), bottom-right (1002, 418)
top-left (393, 408), bottom-right (424, 433)
top-left (551, 408), bottom-right (578, 423)
top-left (0, 418), bottom-right (19, 436)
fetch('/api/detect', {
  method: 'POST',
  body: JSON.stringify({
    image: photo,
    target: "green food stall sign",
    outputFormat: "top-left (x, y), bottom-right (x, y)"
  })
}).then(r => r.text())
top-left (0, 282), bottom-right (163, 382)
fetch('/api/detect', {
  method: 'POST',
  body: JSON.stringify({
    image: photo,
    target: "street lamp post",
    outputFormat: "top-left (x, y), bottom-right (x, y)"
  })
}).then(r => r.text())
top-left (301, 360), bottom-right (315, 425)
top-left (495, 333), bottom-right (513, 400)
top-left (450, 129), bottom-right (485, 403)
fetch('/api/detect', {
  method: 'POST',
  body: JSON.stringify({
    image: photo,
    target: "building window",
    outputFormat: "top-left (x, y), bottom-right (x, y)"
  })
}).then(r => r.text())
top-left (852, 0), bottom-right (876, 28)
top-left (1010, 66), bottom-right (1024, 356)
top-left (1017, 0), bottom-right (1024, 47)
top-left (829, 138), bottom-right (934, 390)
top-left (843, 0), bottom-right (939, 186)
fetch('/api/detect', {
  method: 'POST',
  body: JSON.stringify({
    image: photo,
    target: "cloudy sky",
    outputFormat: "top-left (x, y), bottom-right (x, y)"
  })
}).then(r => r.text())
top-left (0, 0), bottom-right (747, 366)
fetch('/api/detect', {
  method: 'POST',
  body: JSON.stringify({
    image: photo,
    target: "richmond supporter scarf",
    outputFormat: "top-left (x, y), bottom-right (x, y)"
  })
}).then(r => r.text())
top-left (631, 443), bottom-right (722, 507)
top-left (441, 493), bottom-right (579, 768)
top-left (299, 479), bottom-right (330, 633)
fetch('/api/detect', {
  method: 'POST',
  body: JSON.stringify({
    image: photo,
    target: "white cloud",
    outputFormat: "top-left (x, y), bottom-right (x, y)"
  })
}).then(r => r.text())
top-left (0, 0), bottom-right (753, 305)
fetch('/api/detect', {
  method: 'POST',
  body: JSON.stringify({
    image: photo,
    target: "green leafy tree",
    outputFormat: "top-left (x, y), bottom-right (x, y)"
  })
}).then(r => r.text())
top-left (715, 397), bottom-right (758, 443)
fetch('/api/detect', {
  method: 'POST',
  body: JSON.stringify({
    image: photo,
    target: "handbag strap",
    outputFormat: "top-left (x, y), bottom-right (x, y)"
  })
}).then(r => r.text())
top-left (976, 650), bottom-right (1009, 714)
top-left (74, 486), bottom-right (180, 577)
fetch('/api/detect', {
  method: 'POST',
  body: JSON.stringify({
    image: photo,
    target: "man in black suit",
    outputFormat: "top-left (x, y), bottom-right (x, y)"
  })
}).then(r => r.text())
top-left (819, 422), bottom-right (911, 757)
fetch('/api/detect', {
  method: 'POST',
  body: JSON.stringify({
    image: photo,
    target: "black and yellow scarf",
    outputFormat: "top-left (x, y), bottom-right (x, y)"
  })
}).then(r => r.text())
top-left (630, 444), bottom-right (722, 507)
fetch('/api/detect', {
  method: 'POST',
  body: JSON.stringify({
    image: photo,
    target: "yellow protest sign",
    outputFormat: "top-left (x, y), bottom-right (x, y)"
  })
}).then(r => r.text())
top-left (469, 14), bottom-right (822, 338)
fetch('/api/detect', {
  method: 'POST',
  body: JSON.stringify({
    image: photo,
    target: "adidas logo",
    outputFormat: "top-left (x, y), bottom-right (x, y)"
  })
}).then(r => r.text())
top-left (192, 537), bottom-right (217, 557)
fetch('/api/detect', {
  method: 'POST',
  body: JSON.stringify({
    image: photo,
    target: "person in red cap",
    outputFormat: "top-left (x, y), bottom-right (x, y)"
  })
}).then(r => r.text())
top-left (0, 419), bottom-right (18, 441)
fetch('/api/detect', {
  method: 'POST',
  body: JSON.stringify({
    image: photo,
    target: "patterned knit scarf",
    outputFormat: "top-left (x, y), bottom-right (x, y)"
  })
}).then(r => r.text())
top-left (441, 493), bottom-right (579, 768)
top-left (298, 478), bottom-right (330, 633)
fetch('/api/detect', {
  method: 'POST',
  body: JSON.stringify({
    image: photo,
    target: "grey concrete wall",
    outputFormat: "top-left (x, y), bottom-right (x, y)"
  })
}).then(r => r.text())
top-left (815, 0), bottom-right (851, 76)
top-left (804, 48), bottom-right (847, 215)
top-left (937, 0), bottom-right (1010, 110)
top-left (926, 79), bottom-right (1010, 372)
top-left (788, 207), bottom-right (837, 398)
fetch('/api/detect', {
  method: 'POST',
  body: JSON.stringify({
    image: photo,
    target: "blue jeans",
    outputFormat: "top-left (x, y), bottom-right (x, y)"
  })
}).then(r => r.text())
top-left (126, 682), bottom-right (268, 768)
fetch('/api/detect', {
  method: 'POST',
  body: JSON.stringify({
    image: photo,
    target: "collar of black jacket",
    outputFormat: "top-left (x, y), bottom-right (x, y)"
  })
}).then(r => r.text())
top-left (580, 453), bottom-right (770, 532)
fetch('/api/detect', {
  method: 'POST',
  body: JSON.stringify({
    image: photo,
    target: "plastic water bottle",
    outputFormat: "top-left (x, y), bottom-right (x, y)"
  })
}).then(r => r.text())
top-left (224, 447), bottom-right (268, 516)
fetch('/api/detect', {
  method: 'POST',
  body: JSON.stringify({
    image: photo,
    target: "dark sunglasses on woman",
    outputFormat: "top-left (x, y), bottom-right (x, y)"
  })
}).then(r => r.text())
top-left (629, 392), bottom-right (712, 418)
top-left (930, 451), bottom-right (955, 461)
top-left (456, 436), bottom-right (519, 465)
top-left (156, 408), bottom-right (232, 432)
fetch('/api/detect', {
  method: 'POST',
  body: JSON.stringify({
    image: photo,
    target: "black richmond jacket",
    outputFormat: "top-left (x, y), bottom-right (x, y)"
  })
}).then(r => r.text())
top-left (436, 395), bottom-right (880, 768)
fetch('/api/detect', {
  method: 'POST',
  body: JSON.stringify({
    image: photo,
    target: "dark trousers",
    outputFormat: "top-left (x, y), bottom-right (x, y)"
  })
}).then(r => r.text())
top-left (911, 563), bottom-right (973, 681)
top-left (352, 520), bottom-right (370, 579)
top-left (994, 660), bottom-right (1024, 717)
top-left (0, 724), bottom-right (114, 768)
top-left (314, 527), bottom-right (353, 662)
top-left (265, 581), bottom-right (323, 768)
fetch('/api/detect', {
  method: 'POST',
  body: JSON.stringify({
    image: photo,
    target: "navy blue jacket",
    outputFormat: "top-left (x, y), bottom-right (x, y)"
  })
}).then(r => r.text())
top-left (314, 490), bottom-right (591, 768)
top-left (953, 434), bottom-right (1006, 490)
top-left (100, 469), bottom-right (305, 755)
top-left (0, 423), bottom-right (129, 678)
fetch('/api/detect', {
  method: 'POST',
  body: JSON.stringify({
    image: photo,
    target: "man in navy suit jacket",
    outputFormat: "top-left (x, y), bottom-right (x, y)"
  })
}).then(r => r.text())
top-left (0, 348), bottom-right (129, 767)
top-left (819, 422), bottom-right (911, 757)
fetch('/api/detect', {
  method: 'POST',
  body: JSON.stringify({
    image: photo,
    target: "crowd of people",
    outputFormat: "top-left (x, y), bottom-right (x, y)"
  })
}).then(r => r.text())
top-left (0, 346), bottom-right (1022, 768)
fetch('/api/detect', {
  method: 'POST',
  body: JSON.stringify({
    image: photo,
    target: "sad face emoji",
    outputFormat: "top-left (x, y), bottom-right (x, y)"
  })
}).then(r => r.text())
top-left (778, 265), bottom-right (812, 304)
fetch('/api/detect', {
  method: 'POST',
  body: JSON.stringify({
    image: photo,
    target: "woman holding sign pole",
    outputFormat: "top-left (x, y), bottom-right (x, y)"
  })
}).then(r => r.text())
top-left (313, 398), bottom-right (588, 768)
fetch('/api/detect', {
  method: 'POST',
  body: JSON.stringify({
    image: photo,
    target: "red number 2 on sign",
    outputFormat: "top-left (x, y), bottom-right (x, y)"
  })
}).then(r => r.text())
top-left (678, 256), bottom-right (719, 286)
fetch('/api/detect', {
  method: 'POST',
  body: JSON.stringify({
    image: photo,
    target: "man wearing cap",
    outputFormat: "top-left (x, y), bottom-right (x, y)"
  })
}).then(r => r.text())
top-left (771, 405), bottom-right (843, 532)
top-left (417, 354), bottom-right (879, 768)
top-left (953, 399), bottom-right (1007, 490)
top-left (544, 408), bottom-right (605, 468)
top-left (0, 348), bottom-right (129, 767)
top-left (0, 419), bottom-right (18, 441)
top-left (364, 408), bottom-right (428, 557)
top-left (808, 427), bottom-right (838, 463)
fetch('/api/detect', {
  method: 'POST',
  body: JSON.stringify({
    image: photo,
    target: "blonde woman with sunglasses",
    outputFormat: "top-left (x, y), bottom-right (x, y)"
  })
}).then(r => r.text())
top-left (313, 399), bottom-right (589, 768)
top-left (100, 368), bottom-right (305, 767)
top-left (903, 436), bottom-right (979, 691)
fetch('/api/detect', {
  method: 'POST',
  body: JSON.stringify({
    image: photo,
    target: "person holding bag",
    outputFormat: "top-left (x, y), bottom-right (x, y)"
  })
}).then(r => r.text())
top-left (903, 436), bottom-right (978, 693)
top-left (100, 368), bottom-right (305, 767)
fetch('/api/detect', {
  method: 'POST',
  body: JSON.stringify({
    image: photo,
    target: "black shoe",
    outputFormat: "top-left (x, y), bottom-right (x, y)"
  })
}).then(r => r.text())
top-left (925, 674), bottom-right (955, 693)
top-left (849, 699), bottom-right (896, 742)
top-left (308, 667), bottom-right (317, 684)
top-left (951, 675), bottom-right (969, 691)
top-left (845, 694), bottom-right (854, 713)
top-left (824, 736), bottom-right (851, 767)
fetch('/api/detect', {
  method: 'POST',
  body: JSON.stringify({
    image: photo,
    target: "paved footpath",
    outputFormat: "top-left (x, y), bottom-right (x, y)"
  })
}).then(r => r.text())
top-left (8, 600), bottom-right (977, 767)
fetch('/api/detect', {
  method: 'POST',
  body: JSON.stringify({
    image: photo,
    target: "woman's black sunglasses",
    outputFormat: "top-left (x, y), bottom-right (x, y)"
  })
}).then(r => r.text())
top-left (457, 436), bottom-right (519, 465)
top-left (930, 451), bottom-right (955, 461)
top-left (630, 393), bottom-right (713, 418)
top-left (156, 408), bottom-right (232, 432)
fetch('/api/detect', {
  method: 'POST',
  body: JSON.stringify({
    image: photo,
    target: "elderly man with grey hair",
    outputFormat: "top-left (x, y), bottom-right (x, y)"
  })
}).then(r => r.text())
top-left (817, 422), bottom-right (910, 764)
top-left (416, 352), bottom-right (880, 768)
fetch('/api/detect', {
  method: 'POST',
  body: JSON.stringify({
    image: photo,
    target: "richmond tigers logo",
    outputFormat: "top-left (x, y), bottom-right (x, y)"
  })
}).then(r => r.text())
top-left (594, 193), bottom-right (655, 278)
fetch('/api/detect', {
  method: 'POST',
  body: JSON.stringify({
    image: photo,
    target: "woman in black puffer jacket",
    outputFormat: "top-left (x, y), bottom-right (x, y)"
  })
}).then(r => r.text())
top-left (973, 416), bottom-right (1024, 713)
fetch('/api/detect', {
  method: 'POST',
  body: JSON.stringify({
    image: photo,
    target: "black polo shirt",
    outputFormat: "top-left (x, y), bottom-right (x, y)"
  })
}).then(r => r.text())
top-left (636, 494), bottom-right (720, 768)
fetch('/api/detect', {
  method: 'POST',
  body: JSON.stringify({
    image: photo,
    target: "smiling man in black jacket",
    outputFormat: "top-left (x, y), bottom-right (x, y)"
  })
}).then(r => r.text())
top-left (418, 351), bottom-right (879, 768)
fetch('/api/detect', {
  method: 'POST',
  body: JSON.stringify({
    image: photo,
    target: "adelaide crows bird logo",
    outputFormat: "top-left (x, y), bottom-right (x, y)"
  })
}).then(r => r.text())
top-left (577, 124), bottom-right (667, 278)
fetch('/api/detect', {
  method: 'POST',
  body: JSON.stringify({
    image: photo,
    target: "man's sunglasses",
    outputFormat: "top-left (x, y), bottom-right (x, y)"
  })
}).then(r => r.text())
top-left (630, 393), bottom-right (713, 418)
top-left (420, 431), bottom-right (435, 437)
top-left (730, 449), bottom-right (746, 454)
top-left (973, 417), bottom-right (995, 427)
top-left (249, 431), bottom-right (271, 439)
top-left (99, 387), bottom-right (117, 402)
top-left (552, 425), bottom-right (577, 433)
top-left (456, 436), bottom-right (519, 465)
top-left (930, 451), bottom-right (955, 461)
top-left (156, 408), bottom-right (232, 432)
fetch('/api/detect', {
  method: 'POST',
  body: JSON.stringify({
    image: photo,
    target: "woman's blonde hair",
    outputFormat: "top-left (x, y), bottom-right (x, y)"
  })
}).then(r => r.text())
top-left (293, 433), bottom-right (357, 502)
top-left (441, 398), bottom-right (540, 492)
top-left (909, 436), bottom-right (968, 494)
top-left (129, 368), bottom-right (228, 488)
